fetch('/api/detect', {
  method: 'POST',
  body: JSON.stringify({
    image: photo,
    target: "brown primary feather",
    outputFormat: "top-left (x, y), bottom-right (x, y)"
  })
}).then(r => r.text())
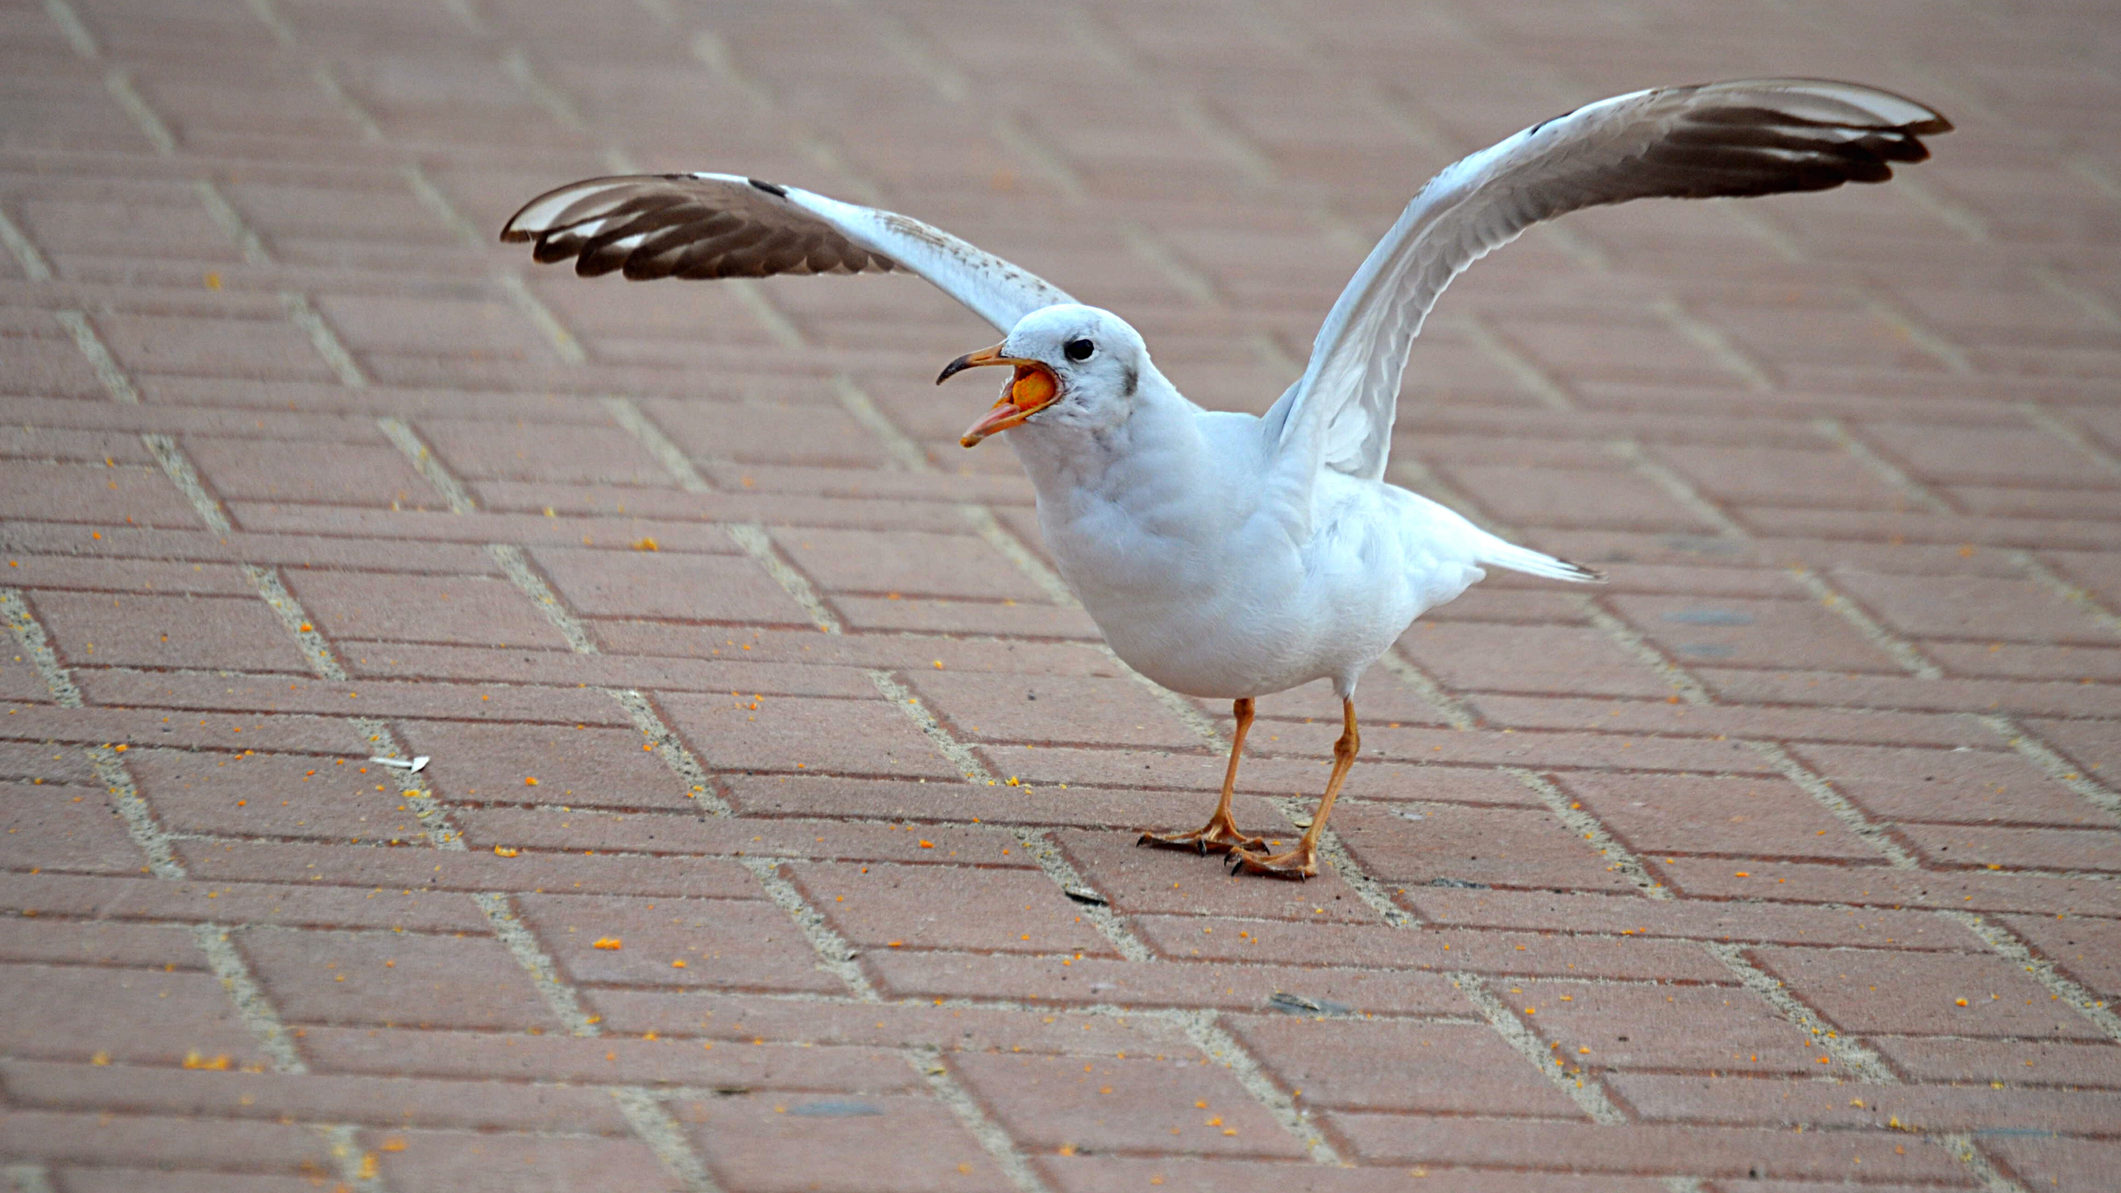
top-left (500, 174), bottom-right (900, 281)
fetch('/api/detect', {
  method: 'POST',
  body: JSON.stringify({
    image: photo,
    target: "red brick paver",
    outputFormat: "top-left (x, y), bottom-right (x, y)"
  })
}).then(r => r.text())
top-left (2, 2), bottom-right (2118, 1191)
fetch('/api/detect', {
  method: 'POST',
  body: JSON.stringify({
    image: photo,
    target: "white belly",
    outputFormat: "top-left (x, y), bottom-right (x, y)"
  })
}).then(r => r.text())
top-left (1044, 484), bottom-right (1470, 700)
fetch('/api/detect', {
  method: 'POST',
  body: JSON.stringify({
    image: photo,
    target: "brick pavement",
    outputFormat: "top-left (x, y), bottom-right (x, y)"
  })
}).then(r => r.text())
top-left (1, 0), bottom-right (2118, 1190)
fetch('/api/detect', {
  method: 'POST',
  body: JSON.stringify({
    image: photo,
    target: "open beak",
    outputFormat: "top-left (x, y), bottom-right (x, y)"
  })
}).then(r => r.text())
top-left (937, 343), bottom-right (1060, 447)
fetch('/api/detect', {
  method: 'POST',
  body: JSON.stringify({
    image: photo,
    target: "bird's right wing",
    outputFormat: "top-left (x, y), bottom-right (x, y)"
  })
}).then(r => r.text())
top-left (500, 173), bottom-right (1075, 334)
top-left (1264, 79), bottom-right (1951, 487)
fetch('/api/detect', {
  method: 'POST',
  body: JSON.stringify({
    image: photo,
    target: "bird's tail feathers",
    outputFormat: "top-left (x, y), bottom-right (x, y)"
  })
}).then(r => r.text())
top-left (1477, 537), bottom-right (1605, 584)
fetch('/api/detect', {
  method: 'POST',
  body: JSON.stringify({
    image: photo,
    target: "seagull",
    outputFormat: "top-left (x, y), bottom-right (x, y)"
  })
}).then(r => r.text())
top-left (502, 79), bottom-right (1949, 878)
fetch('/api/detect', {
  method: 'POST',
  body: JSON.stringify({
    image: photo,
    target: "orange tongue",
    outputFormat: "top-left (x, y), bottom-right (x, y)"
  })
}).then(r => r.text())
top-left (959, 363), bottom-right (1059, 447)
top-left (1009, 365), bottom-right (1055, 407)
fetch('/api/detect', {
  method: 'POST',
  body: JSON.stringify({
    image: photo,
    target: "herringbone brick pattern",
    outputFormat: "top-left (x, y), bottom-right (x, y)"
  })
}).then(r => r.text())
top-left (2, 1), bottom-right (2118, 1190)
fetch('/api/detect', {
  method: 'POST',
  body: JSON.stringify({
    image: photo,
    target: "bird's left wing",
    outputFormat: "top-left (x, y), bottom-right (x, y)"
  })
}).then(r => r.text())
top-left (500, 173), bottom-right (1074, 333)
top-left (1264, 78), bottom-right (1951, 484)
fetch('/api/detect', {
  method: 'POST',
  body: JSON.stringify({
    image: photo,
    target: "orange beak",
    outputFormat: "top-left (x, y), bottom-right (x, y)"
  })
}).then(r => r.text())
top-left (937, 343), bottom-right (1060, 447)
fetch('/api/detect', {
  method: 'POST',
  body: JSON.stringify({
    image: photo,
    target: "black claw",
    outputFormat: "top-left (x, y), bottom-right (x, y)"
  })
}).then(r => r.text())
top-left (1195, 838), bottom-right (1207, 856)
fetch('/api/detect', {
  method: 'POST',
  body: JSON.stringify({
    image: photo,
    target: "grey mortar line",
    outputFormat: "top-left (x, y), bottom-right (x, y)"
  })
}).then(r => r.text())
top-left (4, 1163), bottom-right (58, 1193)
top-left (908, 1043), bottom-right (1057, 1193)
top-left (2017, 400), bottom-right (2121, 478)
top-left (1506, 767), bottom-right (1670, 898)
top-left (2013, 551), bottom-right (2121, 638)
top-left (722, 524), bottom-right (843, 634)
top-left (1702, 944), bottom-right (1895, 1079)
top-left (314, 64), bottom-right (387, 145)
top-left (240, 0), bottom-right (294, 46)
top-left (1718, 202), bottom-right (1810, 264)
top-left (737, 855), bottom-right (876, 998)
top-left (1607, 439), bottom-right (1750, 540)
top-left (1937, 1132), bottom-right (2035, 1193)
top-left (143, 433), bottom-right (234, 533)
top-left (246, 565), bottom-right (348, 678)
top-left (194, 178), bottom-right (272, 266)
top-left (1947, 910), bottom-right (2121, 1043)
top-left (488, 543), bottom-right (599, 651)
top-left (1576, 591), bottom-right (1716, 704)
top-left (1746, 740), bottom-right (1921, 869)
top-left (104, 68), bottom-right (175, 155)
top-left (1369, 650), bottom-right (1478, 731)
top-left (439, 0), bottom-right (486, 36)
top-left (1863, 289), bottom-right (1975, 374)
top-left (286, 292), bottom-right (367, 388)
top-left (603, 397), bottom-right (712, 491)
top-left (376, 417), bottom-right (474, 512)
top-left (850, 5), bottom-right (970, 105)
top-left (1811, 416), bottom-right (1955, 513)
top-left (1451, 970), bottom-right (1627, 1123)
top-left (1648, 296), bottom-right (1778, 392)
top-left (43, 0), bottom-right (96, 58)
top-left (0, 205), bottom-right (52, 281)
top-left (866, 668), bottom-right (1151, 961)
top-left (2030, 263), bottom-right (2121, 329)
top-left (1459, 314), bottom-right (1576, 411)
top-left (496, 274), bottom-right (587, 364)
top-left (500, 47), bottom-right (588, 134)
top-left (1172, 1009), bottom-right (1344, 1163)
top-left (1977, 713), bottom-right (2121, 823)
top-left (402, 162), bottom-right (483, 246)
top-left (55, 310), bottom-right (140, 404)
top-left (1785, 566), bottom-right (1946, 678)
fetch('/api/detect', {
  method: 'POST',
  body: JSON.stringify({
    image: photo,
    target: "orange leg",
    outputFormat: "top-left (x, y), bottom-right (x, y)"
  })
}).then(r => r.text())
top-left (1228, 697), bottom-right (1358, 880)
top-left (1138, 697), bottom-right (1266, 855)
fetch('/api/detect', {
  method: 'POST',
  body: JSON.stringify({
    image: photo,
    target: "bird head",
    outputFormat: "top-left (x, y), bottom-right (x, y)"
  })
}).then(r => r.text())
top-left (938, 304), bottom-right (1149, 447)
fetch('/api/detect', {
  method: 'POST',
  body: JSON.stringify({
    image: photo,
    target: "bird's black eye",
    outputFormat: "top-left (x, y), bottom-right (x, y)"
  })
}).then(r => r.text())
top-left (1063, 337), bottom-right (1095, 363)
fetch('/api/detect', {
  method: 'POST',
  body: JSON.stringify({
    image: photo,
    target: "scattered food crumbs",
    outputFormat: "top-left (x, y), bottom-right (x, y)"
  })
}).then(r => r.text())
top-left (1956, 998), bottom-right (1969, 1006)
top-left (524, 776), bottom-right (539, 786)
top-left (672, 959), bottom-right (687, 968)
top-left (592, 937), bottom-right (623, 950)
top-left (633, 537), bottom-right (659, 551)
top-left (493, 846), bottom-right (518, 858)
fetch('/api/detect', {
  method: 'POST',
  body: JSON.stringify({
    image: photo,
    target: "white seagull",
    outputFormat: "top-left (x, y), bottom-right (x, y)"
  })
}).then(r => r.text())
top-left (503, 79), bottom-right (1949, 878)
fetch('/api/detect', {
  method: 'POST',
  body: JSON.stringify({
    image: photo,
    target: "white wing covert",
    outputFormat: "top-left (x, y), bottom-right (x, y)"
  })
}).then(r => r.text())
top-left (501, 173), bottom-right (1074, 333)
top-left (1264, 79), bottom-right (1951, 486)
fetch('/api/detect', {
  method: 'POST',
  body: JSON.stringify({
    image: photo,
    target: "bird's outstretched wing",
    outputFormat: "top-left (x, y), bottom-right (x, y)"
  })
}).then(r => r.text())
top-left (500, 173), bottom-right (1074, 334)
top-left (1264, 79), bottom-right (1951, 484)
